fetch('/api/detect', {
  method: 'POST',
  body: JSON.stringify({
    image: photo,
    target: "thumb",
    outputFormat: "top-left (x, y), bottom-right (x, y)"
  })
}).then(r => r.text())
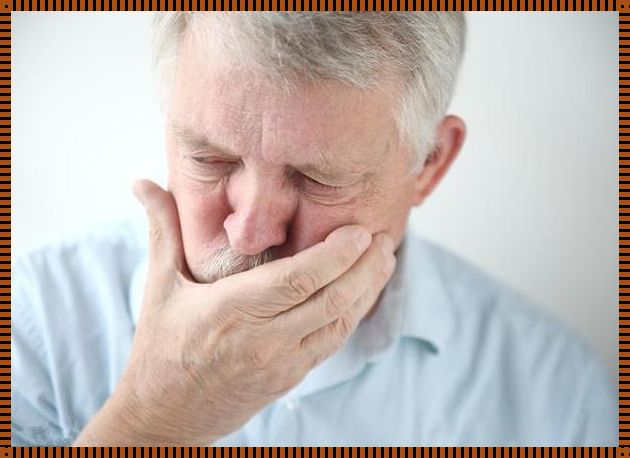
top-left (133, 179), bottom-right (190, 284)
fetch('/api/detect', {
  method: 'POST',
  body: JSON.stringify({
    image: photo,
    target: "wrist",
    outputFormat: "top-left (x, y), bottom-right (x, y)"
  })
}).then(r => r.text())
top-left (73, 387), bottom-right (219, 446)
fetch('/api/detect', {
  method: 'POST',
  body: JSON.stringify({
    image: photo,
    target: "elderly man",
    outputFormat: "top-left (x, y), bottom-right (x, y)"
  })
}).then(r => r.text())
top-left (12, 12), bottom-right (616, 446)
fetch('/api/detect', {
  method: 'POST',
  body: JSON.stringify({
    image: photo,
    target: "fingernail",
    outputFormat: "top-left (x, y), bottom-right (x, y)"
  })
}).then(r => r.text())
top-left (356, 229), bottom-right (372, 251)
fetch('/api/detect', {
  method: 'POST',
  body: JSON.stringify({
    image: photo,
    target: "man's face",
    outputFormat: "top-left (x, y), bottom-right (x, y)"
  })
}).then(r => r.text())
top-left (166, 33), bottom-right (422, 283)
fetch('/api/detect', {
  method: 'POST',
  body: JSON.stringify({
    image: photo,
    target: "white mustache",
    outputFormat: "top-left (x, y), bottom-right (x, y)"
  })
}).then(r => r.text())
top-left (196, 245), bottom-right (277, 283)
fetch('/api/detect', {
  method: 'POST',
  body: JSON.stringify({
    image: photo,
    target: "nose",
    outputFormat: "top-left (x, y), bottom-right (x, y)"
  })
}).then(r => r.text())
top-left (223, 169), bottom-right (297, 256)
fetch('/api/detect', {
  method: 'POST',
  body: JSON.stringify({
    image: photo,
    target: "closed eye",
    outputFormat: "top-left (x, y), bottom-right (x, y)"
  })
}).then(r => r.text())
top-left (302, 175), bottom-right (346, 191)
top-left (288, 169), bottom-right (353, 195)
top-left (190, 156), bottom-right (240, 168)
top-left (184, 155), bottom-right (241, 183)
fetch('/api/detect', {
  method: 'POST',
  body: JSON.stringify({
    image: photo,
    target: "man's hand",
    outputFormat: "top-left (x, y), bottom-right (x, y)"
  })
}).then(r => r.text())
top-left (74, 179), bottom-right (396, 446)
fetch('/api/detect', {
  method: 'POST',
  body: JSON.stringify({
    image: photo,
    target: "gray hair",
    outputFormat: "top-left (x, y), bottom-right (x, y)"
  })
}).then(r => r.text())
top-left (152, 12), bottom-right (466, 170)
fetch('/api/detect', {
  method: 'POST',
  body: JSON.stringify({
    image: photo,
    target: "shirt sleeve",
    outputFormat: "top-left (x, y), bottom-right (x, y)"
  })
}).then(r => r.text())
top-left (11, 257), bottom-right (75, 446)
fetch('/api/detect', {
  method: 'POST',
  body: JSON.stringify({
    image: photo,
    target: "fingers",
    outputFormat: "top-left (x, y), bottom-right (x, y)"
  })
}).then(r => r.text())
top-left (132, 179), bottom-right (190, 285)
top-left (222, 225), bottom-right (373, 307)
top-left (277, 232), bottom-right (396, 338)
top-left (297, 234), bottom-right (396, 362)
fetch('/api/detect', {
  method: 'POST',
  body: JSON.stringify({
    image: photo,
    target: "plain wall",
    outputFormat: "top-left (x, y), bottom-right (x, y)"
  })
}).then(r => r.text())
top-left (12, 12), bottom-right (618, 375)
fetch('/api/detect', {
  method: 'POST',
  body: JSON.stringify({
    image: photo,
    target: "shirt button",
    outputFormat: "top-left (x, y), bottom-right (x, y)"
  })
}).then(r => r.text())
top-left (285, 398), bottom-right (300, 410)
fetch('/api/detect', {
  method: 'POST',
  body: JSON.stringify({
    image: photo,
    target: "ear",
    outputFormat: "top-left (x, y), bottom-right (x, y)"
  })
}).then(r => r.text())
top-left (411, 115), bottom-right (466, 207)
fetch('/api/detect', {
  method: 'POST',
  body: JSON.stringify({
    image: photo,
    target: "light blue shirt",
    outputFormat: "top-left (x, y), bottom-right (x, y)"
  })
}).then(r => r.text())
top-left (12, 218), bottom-right (618, 446)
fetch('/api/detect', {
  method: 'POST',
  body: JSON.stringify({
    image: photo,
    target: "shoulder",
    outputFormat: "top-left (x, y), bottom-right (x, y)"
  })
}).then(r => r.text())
top-left (14, 217), bottom-right (146, 281)
top-left (404, 232), bottom-right (587, 352)
top-left (13, 219), bottom-right (146, 333)
top-left (402, 232), bottom-right (617, 444)
top-left (12, 216), bottom-right (147, 347)
top-left (12, 218), bottom-right (147, 445)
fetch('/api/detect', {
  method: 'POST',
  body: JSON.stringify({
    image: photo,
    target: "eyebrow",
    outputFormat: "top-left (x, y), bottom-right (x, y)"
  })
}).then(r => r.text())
top-left (296, 160), bottom-right (364, 184)
top-left (171, 121), bottom-right (368, 181)
top-left (296, 144), bottom-right (372, 183)
top-left (171, 122), bottom-right (238, 158)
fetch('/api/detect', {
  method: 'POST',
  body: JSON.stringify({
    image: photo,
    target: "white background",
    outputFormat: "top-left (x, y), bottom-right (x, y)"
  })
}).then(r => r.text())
top-left (13, 12), bottom-right (618, 375)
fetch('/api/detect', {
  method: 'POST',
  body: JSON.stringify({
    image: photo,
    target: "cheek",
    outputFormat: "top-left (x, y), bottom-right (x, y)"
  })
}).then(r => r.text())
top-left (288, 205), bottom-right (344, 253)
top-left (376, 182), bottom-right (417, 247)
top-left (284, 199), bottom-right (368, 255)
top-left (171, 182), bottom-right (231, 262)
top-left (168, 145), bottom-right (231, 256)
top-left (283, 182), bottom-right (414, 255)
top-left (297, 181), bottom-right (414, 251)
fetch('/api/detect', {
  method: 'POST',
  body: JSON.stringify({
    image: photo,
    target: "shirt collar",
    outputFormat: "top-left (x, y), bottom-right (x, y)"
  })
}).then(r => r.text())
top-left (397, 232), bottom-right (455, 353)
top-left (128, 225), bottom-right (454, 399)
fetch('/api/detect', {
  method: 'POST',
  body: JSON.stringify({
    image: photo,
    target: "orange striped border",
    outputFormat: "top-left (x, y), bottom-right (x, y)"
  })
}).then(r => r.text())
top-left (1, 448), bottom-right (624, 457)
top-left (6, 0), bottom-right (623, 10)
top-left (0, 0), bottom-right (7, 452)
top-left (622, 4), bottom-right (630, 454)
top-left (6, 4), bottom-right (624, 457)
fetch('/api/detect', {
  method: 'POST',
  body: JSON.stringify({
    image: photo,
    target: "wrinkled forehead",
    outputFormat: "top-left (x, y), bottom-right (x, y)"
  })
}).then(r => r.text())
top-left (169, 27), bottom-right (404, 169)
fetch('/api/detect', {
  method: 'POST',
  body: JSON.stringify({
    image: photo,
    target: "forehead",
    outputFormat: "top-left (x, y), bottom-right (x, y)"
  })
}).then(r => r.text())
top-left (168, 30), bottom-right (402, 169)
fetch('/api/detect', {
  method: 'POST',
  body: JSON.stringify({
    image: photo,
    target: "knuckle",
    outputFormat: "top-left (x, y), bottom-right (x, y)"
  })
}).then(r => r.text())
top-left (148, 222), bottom-right (165, 245)
top-left (284, 268), bottom-right (319, 300)
top-left (323, 286), bottom-right (349, 317)
top-left (377, 256), bottom-right (395, 284)
top-left (335, 313), bottom-right (356, 340)
top-left (246, 345), bottom-right (274, 370)
top-left (331, 313), bottom-right (355, 349)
